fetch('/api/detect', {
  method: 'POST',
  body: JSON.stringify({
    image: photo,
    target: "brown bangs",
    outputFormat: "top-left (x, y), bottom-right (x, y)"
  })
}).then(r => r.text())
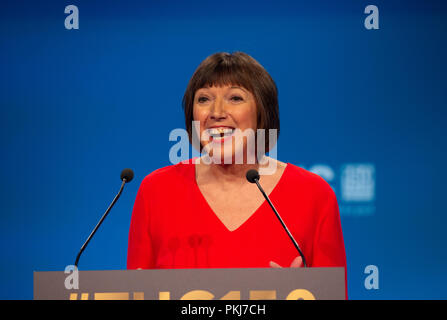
top-left (188, 56), bottom-right (256, 94)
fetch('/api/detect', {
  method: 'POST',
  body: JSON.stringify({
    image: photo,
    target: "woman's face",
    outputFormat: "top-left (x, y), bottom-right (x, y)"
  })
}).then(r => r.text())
top-left (193, 84), bottom-right (258, 164)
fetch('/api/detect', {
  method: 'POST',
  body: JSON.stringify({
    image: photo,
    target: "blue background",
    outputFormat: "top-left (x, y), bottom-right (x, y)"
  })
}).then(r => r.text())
top-left (1, 0), bottom-right (446, 299)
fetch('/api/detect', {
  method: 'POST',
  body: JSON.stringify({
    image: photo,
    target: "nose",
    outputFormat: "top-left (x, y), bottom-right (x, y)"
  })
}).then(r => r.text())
top-left (209, 97), bottom-right (227, 121)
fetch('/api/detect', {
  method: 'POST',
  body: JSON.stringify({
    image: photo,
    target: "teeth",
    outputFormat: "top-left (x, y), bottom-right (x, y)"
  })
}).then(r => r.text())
top-left (208, 128), bottom-right (234, 137)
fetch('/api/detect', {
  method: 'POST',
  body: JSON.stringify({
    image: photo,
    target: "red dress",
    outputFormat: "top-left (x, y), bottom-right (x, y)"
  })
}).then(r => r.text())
top-left (127, 160), bottom-right (347, 295)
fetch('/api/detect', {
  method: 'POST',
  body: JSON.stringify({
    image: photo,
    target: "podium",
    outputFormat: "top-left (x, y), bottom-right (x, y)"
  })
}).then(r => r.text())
top-left (34, 267), bottom-right (345, 300)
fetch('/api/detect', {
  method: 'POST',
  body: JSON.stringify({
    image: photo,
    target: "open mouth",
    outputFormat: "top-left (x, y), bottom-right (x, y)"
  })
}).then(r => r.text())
top-left (207, 127), bottom-right (235, 139)
top-left (205, 127), bottom-right (236, 144)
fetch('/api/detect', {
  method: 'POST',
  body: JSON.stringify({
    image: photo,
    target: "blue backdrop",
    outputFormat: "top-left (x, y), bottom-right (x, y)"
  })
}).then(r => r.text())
top-left (1, 0), bottom-right (446, 299)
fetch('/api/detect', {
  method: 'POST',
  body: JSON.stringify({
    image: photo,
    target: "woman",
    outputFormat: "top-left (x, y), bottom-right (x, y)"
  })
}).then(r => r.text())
top-left (127, 52), bottom-right (346, 278)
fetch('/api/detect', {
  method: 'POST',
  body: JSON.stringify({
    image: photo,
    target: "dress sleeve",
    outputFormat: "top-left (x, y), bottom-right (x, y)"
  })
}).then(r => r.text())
top-left (127, 177), bottom-right (154, 269)
top-left (312, 187), bottom-right (348, 299)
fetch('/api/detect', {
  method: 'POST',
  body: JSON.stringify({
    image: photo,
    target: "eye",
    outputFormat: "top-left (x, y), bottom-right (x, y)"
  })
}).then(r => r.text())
top-left (230, 95), bottom-right (244, 102)
top-left (197, 96), bottom-right (210, 103)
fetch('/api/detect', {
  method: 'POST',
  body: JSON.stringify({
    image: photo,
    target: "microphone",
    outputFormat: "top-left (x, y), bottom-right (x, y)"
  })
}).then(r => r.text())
top-left (246, 169), bottom-right (308, 267)
top-left (74, 168), bottom-right (134, 268)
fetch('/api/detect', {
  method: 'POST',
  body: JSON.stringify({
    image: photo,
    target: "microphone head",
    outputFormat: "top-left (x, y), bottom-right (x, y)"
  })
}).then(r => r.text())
top-left (120, 168), bottom-right (134, 183)
top-left (246, 169), bottom-right (260, 184)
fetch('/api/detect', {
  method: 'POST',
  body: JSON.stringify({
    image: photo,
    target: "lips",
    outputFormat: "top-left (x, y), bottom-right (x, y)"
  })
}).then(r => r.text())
top-left (207, 127), bottom-right (235, 138)
top-left (205, 126), bottom-right (236, 143)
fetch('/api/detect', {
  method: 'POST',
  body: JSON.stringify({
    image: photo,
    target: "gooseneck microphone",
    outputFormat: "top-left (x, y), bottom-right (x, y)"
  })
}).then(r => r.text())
top-left (74, 168), bottom-right (134, 268)
top-left (246, 169), bottom-right (307, 267)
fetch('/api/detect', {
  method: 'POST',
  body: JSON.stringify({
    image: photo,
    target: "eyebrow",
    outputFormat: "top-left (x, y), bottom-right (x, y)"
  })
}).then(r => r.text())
top-left (230, 86), bottom-right (248, 92)
top-left (196, 86), bottom-right (248, 94)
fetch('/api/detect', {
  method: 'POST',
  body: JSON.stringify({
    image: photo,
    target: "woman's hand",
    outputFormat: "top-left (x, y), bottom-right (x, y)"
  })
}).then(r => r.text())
top-left (269, 256), bottom-right (303, 268)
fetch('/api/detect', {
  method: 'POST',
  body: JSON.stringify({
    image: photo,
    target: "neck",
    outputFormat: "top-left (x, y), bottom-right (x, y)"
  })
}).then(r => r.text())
top-left (196, 156), bottom-right (276, 185)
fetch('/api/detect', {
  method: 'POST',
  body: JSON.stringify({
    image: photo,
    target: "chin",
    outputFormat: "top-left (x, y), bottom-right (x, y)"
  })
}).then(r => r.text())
top-left (203, 141), bottom-right (256, 165)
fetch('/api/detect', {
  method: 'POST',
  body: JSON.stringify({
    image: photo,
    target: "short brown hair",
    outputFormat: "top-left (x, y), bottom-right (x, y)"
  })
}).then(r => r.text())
top-left (182, 52), bottom-right (280, 151)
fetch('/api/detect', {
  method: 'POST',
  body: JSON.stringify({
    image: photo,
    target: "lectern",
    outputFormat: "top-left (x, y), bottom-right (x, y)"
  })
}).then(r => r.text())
top-left (34, 267), bottom-right (345, 300)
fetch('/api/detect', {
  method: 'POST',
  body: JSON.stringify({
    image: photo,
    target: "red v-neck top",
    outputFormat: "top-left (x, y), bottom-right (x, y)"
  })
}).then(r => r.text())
top-left (127, 160), bottom-right (347, 275)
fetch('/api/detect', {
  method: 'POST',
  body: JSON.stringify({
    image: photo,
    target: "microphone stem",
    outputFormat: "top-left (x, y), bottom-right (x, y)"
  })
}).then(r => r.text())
top-left (254, 179), bottom-right (308, 267)
top-left (74, 179), bottom-right (127, 268)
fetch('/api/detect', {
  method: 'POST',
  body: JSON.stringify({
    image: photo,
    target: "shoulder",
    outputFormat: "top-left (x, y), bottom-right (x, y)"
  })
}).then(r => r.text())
top-left (139, 160), bottom-right (194, 191)
top-left (284, 163), bottom-right (336, 201)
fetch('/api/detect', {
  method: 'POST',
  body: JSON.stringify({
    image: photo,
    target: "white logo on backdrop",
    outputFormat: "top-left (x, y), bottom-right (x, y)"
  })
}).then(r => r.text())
top-left (341, 164), bottom-right (375, 202)
top-left (303, 163), bottom-right (376, 217)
